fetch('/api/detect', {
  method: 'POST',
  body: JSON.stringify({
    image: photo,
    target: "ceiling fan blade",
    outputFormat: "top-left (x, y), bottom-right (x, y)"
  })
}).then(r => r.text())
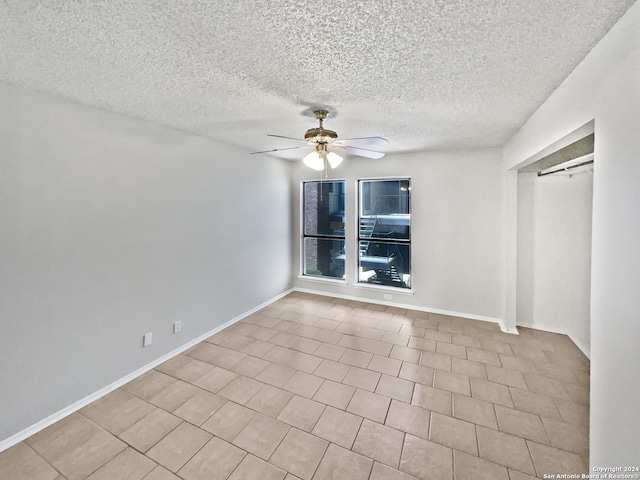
top-left (338, 146), bottom-right (386, 159)
top-left (267, 134), bottom-right (308, 143)
top-left (335, 136), bottom-right (389, 147)
top-left (250, 146), bottom-right (312, 155)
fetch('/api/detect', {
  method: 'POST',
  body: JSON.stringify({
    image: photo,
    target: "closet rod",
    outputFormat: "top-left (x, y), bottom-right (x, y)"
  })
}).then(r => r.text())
top-left (537, 159), bottom-right (594, 177)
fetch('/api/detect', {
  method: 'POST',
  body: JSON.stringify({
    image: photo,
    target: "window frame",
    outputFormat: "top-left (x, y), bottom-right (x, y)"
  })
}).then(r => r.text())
top-left (357, 177), bottom-right (412, 290)
top-left (301, 179), bottom-right (347, 282)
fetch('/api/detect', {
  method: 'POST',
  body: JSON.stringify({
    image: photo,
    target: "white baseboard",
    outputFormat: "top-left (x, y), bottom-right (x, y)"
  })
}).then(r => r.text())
top-left (293, 287), bottom-right (503, 327)
top-left (0, 289), bottom-right (293, 454)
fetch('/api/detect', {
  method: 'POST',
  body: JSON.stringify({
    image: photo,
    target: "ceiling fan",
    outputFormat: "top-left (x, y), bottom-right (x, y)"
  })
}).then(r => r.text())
top-left (250, 109), bottom-right (388, 170)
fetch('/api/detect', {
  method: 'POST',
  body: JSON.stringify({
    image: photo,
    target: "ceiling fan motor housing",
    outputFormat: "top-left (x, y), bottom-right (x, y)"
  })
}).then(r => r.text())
top-left (304, 127), bottom-right (338, 144)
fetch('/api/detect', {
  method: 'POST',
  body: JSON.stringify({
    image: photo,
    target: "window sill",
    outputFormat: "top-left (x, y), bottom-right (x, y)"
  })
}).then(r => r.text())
top-left (297, 275), bottom-right (347, 286)
top-left (352, 283), bottom-right (414, 295)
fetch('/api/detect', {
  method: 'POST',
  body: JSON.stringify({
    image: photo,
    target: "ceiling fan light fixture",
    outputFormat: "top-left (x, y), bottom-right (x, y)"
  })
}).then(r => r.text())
top-left (326, 151), bottom-right (343, 169)
top-left (303, 150), bottom-right (324, 170)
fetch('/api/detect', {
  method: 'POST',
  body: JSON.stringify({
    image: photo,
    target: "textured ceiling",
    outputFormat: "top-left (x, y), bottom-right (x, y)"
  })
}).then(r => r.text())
top-left (0, 0), bottom-right (635, 157)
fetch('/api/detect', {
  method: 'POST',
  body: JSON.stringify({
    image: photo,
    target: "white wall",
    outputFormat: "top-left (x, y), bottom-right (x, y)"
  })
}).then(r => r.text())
top-left (0, 83), bottom-right (293, 444)
top-left (503, 1), bottom-right (640, 467)
top-left (292, 149), bottom-right (503, 323)
top-left (516, 171), bottom-right (593, 356)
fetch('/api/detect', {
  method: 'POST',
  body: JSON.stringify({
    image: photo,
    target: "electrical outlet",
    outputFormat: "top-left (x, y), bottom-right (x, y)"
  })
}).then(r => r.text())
top-left (384, 293), bottom-right (393, 300)
top-left (173, 321), bottom-right (182, 334)
top-left (143, 332), bottom-right (152, 347)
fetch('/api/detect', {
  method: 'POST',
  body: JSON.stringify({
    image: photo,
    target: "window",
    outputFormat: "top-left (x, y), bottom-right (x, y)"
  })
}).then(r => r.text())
top-left (358, 179), bottom-right (411, 288)
top-left (303, 180), bottom-right (346, 279)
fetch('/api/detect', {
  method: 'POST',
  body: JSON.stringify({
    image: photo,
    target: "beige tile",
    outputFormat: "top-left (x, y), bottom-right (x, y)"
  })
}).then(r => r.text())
top-left (343, 366), bottom-right (381, 391)
top-left (485, 365), bottom-right (528, 389)
top-left (81, 389), bottom-right (156, 435)
top-left (429, 412), bottom-right (477, 456)
top-left (119, 408), bottom-right (182, 452)
top-left (434, 370), bottom-right (470, 396)
top-left (509, 387), bottom-right (562, 419)
top-left (240, 339), bottom-right (276, 358)
top-left (381, 331), bottom-right (411, 346)
top-left (467, 348), bottom-right (501, 366)
top-left (390, 345), bottom-right (421, 364)
top-left (248, 326), bottom-right (279, 342)
top-left (418, 351), bottom-right (452, 371)
top-left (142, 465), bottom-right (181, 480)
top-left (146, 422), bottom-right (211, 473)
top-left (277, 395), bottom-right (326, 432)
top-left (411, 383), bottom-right (452, 416)
top-left (353, 419), bottom-right (404, 468)
top-left (370, 462), bottom-right (418, 480)
top-left (263, 346), bottom-right (299, 365)
top-left (339, 348), bottom-right (373, 368)
top-left (368, 355), bottom-right (402, 376)
top-left (453, 450), bottom-right (508, 480)
top-left (313, 444), bottom-right (373, 480)
top-left (553, 397), bottom-right (589, 426)
top-left (494, 405), bottom-right (549, 444)
top-left (470, 378), bottom-right (514, 407)
top-left (148, 380), bottom-right (201, 412)
top-left (292, 351), bottom-right (325, 374)
top-left (162, 357), bottom-right (215, 384)
top-left (255, 363), bottom-right (297, 387)
top-left (338, 335), bottom-right (368, 350)
top-left (233, 414), bottom-right (290, 460)
top-left (522, 373), bottom-right (571, 400)
top-left (218, 376), bottom-right (264, 404)
top-left (314, 329), bottom-right (343, 344)
top-left (362, 339), bottom-right (393, 356)
top-left (189, 343), bottom-right (247, 369)
top-left (229, 355), bottom-right (271, 378)
top-left (436, 342), bottom-right (467, 359)
top-left (155, 354), bottom-right (197, 377)
top-left (228, 454), bottom-right (287, 480)
top-left (313, 379), bottom-right (356, 409)
top-left (289, 336), bottom-right (322, 354)
top-left (540, 416), bottom-right (589, 456)
top-left (269, 428), bottom-right (329, 480)
top-left (507, 470), bottom-right (538, 480)
top-left (294, 325), bottom-right (321, 338)
top-left (565, 382), bottom-right (590, 406)
top-left (178, 437), bottom-right (246, 480)
top-left (26, 413), bottom-right (102, 463)
top-left (122, 370), bottom-right (176, 400)
top-left (85, 447), bottom-right (155, 480)
top-left (0, 443), bottom-right (59, 480)
top-left (399, 362), bottom-right (434, 386)
top-left (451, 333), bottom-right (482, 349)
top-left (385, 399), bottom-right (430, 439)
top-left (313, 358), bottom-right (351, 382)
top-left (282, 371), bottom-right (324, 398)
top-left (314, 343), bottom-right (346, 361)
top-left (400, 434), bottom-right (453, 480)
top-left (193, 366), bottom-right (239, 393)
top-left (346, 389), bottom-right (391, 423)
top-left (375, 374), bottom-right (414, 403)
top-left (311, 406), bottom-right (363, 449)
top-left (53, 429), bottom-right (127, 480)
top-left (423, 329), bottom-right (452, 343)
top-left (245, 384), bottom-right (293, 418)
top-left (173, 390), bottom-right (227, 425)
top-left (476, 425), bottom-right (535, 475)
top-left (527, 441), bottom-right (588, 476)
top-left (452, 393), bottom-right (497, 429)
top-left (200, 401), bottom-right (256, 441)
top-left (498, 355), bottom-right (537, 374)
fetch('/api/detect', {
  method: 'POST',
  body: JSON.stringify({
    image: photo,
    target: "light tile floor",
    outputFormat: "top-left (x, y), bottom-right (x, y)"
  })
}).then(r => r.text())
top-left (0, 292), bottom-right (590, 479)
